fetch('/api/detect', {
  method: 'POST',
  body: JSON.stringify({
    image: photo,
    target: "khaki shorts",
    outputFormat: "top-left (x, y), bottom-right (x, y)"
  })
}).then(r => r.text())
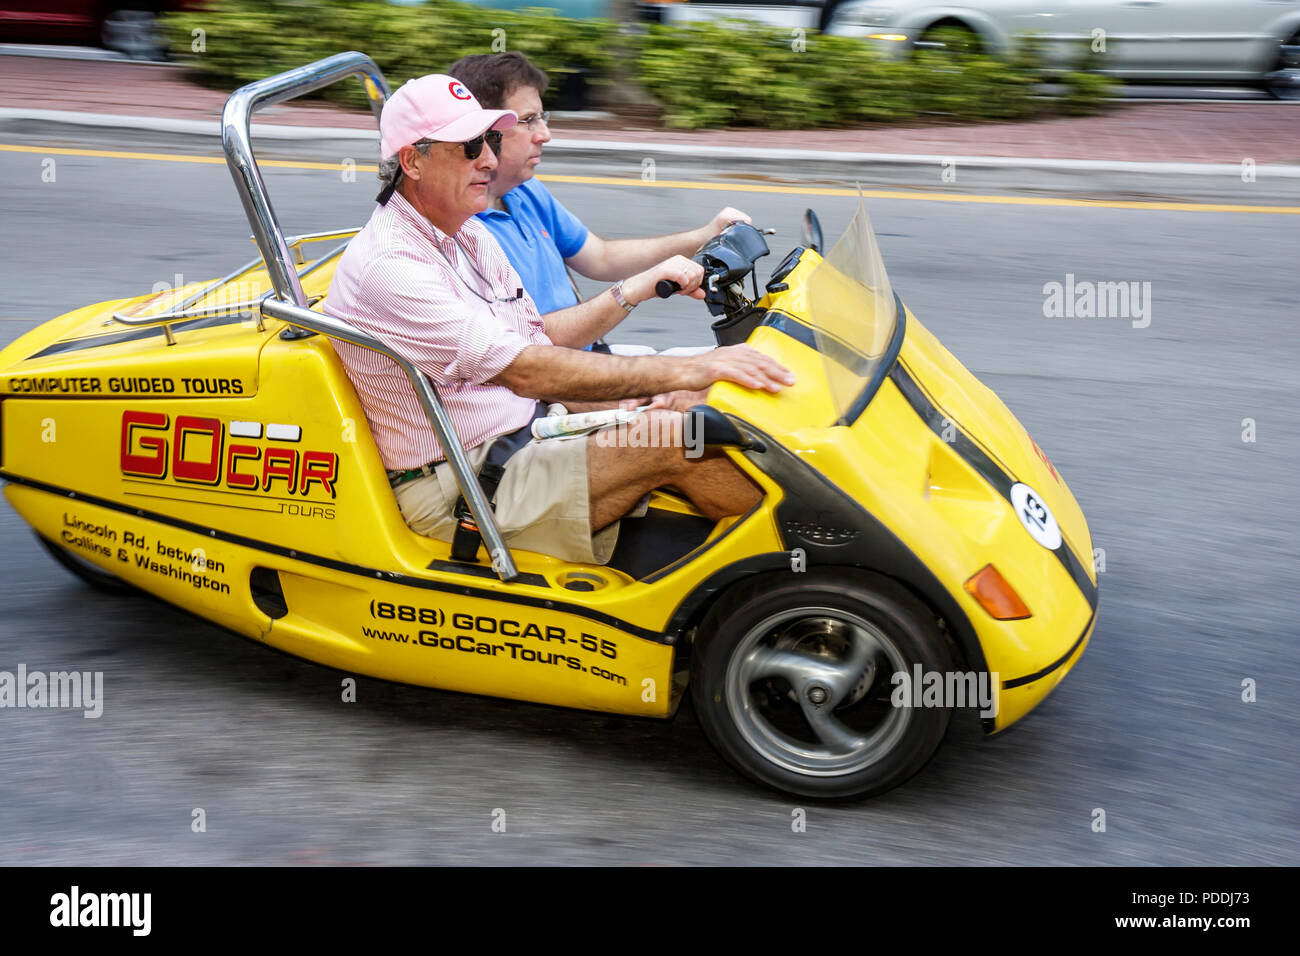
top-left (393, 430), bottom-right (639, 566)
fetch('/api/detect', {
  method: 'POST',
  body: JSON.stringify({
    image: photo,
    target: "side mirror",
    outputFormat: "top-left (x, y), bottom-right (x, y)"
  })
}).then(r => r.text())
top-left (801, 209), bottom-right (824, 253)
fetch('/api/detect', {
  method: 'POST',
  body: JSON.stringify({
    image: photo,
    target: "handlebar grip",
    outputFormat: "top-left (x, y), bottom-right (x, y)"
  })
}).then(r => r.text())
top-left (655, 279), bottom-right (681, 299)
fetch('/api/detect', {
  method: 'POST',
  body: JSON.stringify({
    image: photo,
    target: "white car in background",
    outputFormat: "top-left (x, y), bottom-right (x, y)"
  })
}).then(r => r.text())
top-left (637, 1), bottom-right (824, 29)
top-left (822, 0), bottom-right (1300, 96)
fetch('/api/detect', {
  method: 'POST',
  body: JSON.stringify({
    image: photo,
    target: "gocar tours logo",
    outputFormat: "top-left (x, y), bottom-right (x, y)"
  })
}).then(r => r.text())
top-left (449, 81), bottom-right (471, 100)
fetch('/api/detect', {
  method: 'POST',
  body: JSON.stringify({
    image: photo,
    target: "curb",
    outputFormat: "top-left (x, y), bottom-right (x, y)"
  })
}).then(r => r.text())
top-left (0, 108), bottom-right (376, 141)
top-left (2, 108), bottom-right (1298, 180)
top-left (0, 42), bottom-right (169, 64)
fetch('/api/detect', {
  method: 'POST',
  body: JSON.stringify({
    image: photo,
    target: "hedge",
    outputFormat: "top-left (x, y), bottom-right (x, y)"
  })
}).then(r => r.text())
top-left (162, 0), bottom-right (1115, 129)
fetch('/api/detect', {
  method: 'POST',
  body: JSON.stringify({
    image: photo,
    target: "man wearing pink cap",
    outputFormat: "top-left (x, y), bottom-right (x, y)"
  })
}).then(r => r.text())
top-left (324, 75), bottom-right (793, 566)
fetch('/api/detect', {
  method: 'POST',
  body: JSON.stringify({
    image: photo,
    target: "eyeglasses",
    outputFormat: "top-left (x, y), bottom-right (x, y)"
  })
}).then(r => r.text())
top-left (516, 111), bottom-right (551, 131)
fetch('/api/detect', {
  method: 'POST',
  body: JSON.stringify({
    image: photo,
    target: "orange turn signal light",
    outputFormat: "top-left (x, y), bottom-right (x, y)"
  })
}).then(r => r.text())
top-left (964, 564), bottom-right (1032, 620)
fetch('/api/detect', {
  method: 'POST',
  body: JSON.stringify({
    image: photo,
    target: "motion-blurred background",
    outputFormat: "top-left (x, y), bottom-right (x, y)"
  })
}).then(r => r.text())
top-left (0, 0), bottom-right (1296, 865)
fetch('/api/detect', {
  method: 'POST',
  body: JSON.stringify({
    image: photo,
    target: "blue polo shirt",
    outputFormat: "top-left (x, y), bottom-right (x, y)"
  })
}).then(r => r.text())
top-left (475, 178), bottom-right (589, 317)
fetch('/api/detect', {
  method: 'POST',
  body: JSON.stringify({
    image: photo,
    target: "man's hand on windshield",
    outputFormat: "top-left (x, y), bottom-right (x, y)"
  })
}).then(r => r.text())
top-left (680, 345), bottom-right (794, 394)
top-left (623, 255), bottom-right (706, 304)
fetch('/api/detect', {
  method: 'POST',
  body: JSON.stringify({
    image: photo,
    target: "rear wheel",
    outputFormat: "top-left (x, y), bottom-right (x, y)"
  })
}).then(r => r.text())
top-left (690, 569), bottom-right (954, 799)
top-left (37, 534), bottom-right (135, 594)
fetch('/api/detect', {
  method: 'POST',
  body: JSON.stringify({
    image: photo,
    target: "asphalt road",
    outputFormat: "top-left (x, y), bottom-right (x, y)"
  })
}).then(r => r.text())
top-left (0, 133), bottom-right (1296, 865)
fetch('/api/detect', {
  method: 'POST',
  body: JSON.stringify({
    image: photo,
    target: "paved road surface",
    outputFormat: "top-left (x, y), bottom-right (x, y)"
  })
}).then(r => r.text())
top-left (0, 134), bottom-right (1295, 864)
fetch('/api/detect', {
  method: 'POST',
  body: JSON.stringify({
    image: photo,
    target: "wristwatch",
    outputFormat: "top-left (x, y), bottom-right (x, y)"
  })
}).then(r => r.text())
top-left (609, 280), bottom-right (635, 314)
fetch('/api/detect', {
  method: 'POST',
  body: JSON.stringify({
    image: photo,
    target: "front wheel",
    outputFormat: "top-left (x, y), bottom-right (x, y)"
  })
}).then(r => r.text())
top-left (690, 569), bottom-right (954, 799)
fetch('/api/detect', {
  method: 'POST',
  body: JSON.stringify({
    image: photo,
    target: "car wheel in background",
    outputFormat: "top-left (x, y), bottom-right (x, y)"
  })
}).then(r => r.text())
top-left (1265, 30), bottom-right (1300, 100)
top-left (915, 21), bottom-right (983, 56)
top-left (102, 8), bottom-right (165, 61)
top-left (818, 0), bottom-right (846, 33)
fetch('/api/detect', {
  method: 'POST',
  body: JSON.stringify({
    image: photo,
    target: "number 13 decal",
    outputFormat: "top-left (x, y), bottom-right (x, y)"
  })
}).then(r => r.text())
top-left (1010, 483), bottom-right (1061, 550)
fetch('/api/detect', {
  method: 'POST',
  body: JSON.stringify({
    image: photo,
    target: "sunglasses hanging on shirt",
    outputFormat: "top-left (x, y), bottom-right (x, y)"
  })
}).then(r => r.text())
top-left (443, 236), bottom-right (523, 305)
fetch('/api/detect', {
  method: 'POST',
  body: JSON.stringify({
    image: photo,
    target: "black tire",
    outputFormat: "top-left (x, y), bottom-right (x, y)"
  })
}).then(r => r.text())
top-left (1265, 30), bottom-right (1300, 101)
top-left (690, 569), bottom-right (954, 800)
top-left (36, 534), bottom-right (135, 594)
top-left (101, 8), bottom-right (164, 60)
top-left (818, 0), bottom-right (846, 33)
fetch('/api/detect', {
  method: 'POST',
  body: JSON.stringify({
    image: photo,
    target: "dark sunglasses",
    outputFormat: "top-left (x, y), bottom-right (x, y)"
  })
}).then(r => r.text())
top-left (452, 130), bottom-right (503, 161)
top-left (376, 130), bottom-right (505, 204)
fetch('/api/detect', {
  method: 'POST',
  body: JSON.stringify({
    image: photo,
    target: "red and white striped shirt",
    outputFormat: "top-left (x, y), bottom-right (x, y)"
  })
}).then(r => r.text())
top-left (323, 192), bottom-right (551, 470)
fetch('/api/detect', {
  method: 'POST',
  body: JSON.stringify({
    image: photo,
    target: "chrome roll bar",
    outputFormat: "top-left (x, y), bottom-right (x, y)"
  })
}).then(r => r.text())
top-left (220, 52), bottom-right (520, 582)
top-left (221, 52), bottom-right (386, 308)
top-left (109, 235), bottom-right (354, 341)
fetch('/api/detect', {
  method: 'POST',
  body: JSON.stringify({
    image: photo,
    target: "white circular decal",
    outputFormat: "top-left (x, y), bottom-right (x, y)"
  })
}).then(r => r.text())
top-left (1010, 482), bottom-right (1061, 551)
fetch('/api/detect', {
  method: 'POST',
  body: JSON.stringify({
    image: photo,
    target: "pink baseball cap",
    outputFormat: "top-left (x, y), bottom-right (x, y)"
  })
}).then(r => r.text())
top-left (380, 75), bottom-right (517, 160)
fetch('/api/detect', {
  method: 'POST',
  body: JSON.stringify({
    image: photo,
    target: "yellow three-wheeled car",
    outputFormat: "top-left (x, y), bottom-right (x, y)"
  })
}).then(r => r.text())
top-left (0, 54), bottom-right (1096, 799)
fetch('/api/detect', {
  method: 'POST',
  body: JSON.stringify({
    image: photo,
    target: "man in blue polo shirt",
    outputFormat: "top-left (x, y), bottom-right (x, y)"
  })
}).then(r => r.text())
top-left (449, 52), bottom-right (751, 341)
top-left (476, 159), bottom-right (589, 318)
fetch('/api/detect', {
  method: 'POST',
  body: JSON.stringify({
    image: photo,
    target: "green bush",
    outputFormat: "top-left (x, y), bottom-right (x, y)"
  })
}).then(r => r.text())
top-left (635, 21), bottom-right (921, 129)
top-left (1058, 70), bottom-right (1117, 115)
top-left (163, 0), bottom-right (1115, 128)
top-left (163, 0), bottom-right (616, 110)
top-left (634, 21), bottom-right (1061, 129)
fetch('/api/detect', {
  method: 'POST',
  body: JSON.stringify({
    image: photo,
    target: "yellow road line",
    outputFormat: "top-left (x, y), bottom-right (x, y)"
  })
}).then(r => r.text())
top-left (0, 142), bottom-right (357, 172)
top-left (540, 173), bottom-right (1300, 215)
top-left (3, 141), bottom-right (1298, 215)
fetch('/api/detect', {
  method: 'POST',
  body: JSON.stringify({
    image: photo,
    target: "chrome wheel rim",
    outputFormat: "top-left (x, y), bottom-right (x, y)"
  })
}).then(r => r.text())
top-left (725, 606), bottom-right (912, 777)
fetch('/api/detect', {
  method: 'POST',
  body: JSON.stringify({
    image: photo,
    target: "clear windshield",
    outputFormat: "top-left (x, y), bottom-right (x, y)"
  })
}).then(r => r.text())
top-left (803, 199), bottom-right (898, 422)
